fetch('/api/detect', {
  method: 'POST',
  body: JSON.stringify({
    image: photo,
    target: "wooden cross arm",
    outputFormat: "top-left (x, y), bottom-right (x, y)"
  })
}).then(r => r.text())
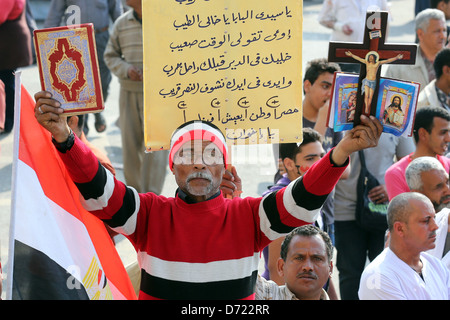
top-left (330, 46), bottom-right (417, 65)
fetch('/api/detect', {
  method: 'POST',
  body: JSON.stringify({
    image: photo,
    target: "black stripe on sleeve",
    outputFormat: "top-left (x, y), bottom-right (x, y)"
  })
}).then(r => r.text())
top-left (291, 177), bottom-right (329, 211)
top-left (102, 186), bottom-right (137, 229)
top-left (262, 191), bottom-right (297, 234)
top-left (74, 160), bottom-right (107, 200)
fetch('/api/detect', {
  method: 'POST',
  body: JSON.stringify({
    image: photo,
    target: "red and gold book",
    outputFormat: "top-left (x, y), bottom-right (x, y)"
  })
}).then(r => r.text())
top-left (34, 24), bottom-right (104, 116)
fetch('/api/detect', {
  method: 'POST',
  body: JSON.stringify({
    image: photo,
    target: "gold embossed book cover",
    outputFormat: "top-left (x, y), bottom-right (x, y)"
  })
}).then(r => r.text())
top-left (34, 23), bottom-right (104, 115)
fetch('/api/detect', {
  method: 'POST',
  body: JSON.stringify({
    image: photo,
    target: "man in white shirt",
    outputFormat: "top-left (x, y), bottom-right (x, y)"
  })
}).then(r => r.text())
top-left (358, 192), bottom-right (450, 299)
top-left (405, 156), bottom-right (450, 269)
top-left (318, 0), bottom-right (390, 43)
top-left (418, 48), bottom-right (450, 111)
top-left (383, 9), bottom-right (447, 91)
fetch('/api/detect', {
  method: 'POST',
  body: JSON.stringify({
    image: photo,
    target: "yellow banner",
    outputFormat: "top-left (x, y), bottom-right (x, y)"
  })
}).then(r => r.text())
top-left (143, 0), bottom-right (302, 151)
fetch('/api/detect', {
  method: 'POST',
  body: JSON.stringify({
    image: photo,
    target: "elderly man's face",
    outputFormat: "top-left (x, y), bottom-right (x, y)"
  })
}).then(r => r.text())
top-left (172, 140), bottom-right (225, 202)
top-left (418, 18), bottom-right (447, 55)
top-left (420, 169), bottom-right (450, 212)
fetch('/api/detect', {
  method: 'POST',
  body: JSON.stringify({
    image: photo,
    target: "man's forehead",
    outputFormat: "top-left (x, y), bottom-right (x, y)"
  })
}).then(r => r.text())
top-left (317, 72), bottom-right (334, 82)
top-left (422, 168), bottom-right (448, 179)
top-left (420, 170), bottom-right (448, 193)
top-left (426, 18), bottom-right (446, 30)
top-left (431, 117), bottom-right (450, 129)
top-left (178, 139), bottom-right (220, 149)
top-left (410, 198), bottom-right (435, 217)
top-left (296, 142), bottom-right (324, 157)
top-left (168, 121), bottom-right (228, 169)
top-left (289, 234), bottom-right (327, 253)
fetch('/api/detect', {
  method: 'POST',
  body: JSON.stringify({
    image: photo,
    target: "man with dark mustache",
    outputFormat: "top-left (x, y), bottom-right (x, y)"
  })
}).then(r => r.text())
top-left (33, 89), bottom-right (382, 299)
top-left (359, 192), bottom-right (450, 299)
top-left (256, 225), bottom-right (333, 300)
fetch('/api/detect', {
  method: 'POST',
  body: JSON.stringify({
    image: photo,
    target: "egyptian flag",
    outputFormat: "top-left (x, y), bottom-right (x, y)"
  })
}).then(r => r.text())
top-left (6, 73), bottom-right (136, 300)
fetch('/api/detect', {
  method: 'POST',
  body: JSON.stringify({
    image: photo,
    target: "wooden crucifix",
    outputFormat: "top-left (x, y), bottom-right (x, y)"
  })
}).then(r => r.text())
top-left (328, 11), bottom-right (417, 126)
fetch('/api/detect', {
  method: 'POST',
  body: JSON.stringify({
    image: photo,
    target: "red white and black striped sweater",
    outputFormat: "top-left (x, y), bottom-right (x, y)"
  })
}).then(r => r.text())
top-left (58, 135), bottom-right (348, 300)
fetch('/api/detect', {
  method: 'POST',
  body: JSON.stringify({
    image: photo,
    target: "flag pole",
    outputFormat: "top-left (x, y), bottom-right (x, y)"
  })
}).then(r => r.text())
top-left (5, 71), bottom-right (22, 300)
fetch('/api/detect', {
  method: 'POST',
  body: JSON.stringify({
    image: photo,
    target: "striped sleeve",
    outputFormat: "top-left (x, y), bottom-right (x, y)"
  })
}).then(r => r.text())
top-left (259, 148), bottom-right (348, 241)
top-left (58, 135), bottom-right (140, 237)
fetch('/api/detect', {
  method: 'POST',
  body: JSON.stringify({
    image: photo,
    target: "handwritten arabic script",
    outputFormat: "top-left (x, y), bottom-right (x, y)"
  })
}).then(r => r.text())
top-left (143, 0), bottom-right (303, 151)
top-left (173, 7), bottom-right (293, 30)
top-left (170, 29), bottom-right (291, 52)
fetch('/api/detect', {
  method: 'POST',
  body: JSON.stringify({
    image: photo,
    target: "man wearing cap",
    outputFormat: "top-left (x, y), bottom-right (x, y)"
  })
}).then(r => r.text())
top-left (33, 90), bottom-right (382, 300)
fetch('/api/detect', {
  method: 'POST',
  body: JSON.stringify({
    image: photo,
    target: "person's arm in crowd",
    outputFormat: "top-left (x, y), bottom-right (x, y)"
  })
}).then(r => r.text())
top-left (103, 23), bottom-right (134, 80)
top-left (258, 115), bottom-right (383, 245)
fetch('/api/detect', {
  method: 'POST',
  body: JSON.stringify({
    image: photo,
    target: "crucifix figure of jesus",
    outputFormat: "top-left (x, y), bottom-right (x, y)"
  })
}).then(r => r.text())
top-left (328, 11), bottom-right (417, 126)
top-left (345, 50), bottom-right (403, 114)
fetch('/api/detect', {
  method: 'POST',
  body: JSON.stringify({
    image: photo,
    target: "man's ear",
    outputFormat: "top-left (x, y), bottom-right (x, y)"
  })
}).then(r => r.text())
top-left (443, 65), bottom-right (450, 77)
top-left (393, 221), bottom-right (405, 237)
top-left (303, 79), bottom-right (312, 94)
top-left (283, 157), bottom-right (295, 172)
top-left (277, 258), bottom-right (285, 278)
top-left (417, 127), bottom-right (429, 142)
top-left (416, 28), bottom-right (425, 43)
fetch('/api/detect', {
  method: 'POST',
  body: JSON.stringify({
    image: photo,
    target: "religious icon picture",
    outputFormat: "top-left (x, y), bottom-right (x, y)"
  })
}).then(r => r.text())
top-left (328, 72), bottom-right (359, 132)
top-left (376, 78), bottom-right (420, 136)
top-left (342, 89), bottom-right (357, 123)
top-left (383, 95), bottom-right (405, 127)
top-left (34, 23), bottom-right (104, 116)
top-left (327, 72), bottom-right (420, 137)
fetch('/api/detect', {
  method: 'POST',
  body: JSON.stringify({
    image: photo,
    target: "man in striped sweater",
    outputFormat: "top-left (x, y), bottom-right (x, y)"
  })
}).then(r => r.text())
top-left (34, 91), bottom-right (382, 299)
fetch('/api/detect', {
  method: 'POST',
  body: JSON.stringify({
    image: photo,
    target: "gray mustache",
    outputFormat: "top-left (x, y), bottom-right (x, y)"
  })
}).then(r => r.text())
top-left (187, 171), bottom-right (212, 182)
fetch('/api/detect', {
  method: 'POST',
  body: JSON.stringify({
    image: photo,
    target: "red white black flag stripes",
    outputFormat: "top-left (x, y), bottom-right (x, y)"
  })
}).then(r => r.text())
top-left (6, 73), bottom-right (136, 300)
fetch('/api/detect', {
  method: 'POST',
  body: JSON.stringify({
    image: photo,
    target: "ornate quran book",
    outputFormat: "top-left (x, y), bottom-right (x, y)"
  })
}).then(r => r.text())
top-left (34, 24), bottom-right (104, 115)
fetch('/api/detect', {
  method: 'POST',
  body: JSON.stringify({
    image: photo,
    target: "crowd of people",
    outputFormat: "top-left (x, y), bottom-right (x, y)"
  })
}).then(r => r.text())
top-left (1, 0), bottom-right (450, 300)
